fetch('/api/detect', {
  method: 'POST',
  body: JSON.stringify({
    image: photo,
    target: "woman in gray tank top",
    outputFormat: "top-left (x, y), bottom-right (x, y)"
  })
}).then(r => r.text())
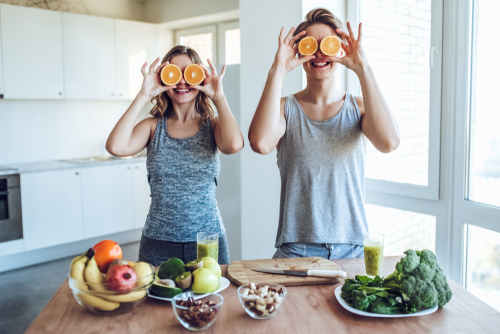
top-left (106, 46), bottom-right (243, 265)
top-left (249, 8), bottom-right (400, 260)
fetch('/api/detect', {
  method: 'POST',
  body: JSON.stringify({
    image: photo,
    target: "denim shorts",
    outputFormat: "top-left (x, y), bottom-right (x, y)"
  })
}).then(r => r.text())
top-left (272, 243), bottom-right (364, 260)
top-left (138, 233), bottom-right (230, 266)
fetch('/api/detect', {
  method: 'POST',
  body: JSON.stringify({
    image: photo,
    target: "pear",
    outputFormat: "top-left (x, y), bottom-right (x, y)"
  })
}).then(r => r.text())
top-left (202, 256), bottom-right (221, 280)
top-left (191, 268), bottom-right (218, 293)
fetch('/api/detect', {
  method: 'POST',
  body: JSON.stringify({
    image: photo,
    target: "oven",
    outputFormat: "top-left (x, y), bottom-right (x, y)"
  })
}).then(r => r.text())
top-left (0, 174), bottom-right (23, 243)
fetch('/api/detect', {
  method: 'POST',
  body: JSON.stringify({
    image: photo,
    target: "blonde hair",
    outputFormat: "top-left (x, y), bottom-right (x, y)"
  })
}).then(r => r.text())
top-left (294, 8), bottom-right (346, 42)
top-left (150, 45), bottom-right (215, 122)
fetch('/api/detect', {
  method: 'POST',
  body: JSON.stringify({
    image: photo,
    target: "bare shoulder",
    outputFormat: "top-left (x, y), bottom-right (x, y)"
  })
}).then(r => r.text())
top-left (354, 96), bottom-right (365, 115)
top-left (280, 96), bottom-right (286, 117)
top-left (210, 116), bottom-right (220, 130)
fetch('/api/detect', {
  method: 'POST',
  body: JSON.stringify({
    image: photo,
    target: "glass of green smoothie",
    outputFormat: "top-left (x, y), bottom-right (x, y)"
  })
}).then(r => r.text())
top-left (363, 233), bottom-right (384, 277)
top-left (197, 232), bottom-right (219, 262)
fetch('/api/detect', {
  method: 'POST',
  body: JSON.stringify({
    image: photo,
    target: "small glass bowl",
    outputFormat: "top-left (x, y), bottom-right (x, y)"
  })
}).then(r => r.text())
top-left (68, 261), bottom-right (154, 316)
top-left (237, 283), bottom-right (287, 320)
top-left (172, 292), bottom-right (223, 331)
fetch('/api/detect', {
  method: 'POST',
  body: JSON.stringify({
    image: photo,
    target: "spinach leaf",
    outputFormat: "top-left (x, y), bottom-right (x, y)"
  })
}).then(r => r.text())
top-left (353, 290), bottom-right (378, 312)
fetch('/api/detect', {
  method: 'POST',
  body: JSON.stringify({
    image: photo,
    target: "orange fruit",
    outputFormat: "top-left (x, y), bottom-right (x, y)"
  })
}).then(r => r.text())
top-left (183, 64), bottom-right (205, 86)
top-left (298, 36), bottom-right (318, 56)
top-left (320, 36), bottom-right (342, 56)
top-left (93, 240), bottom-right (122, 273)
top-left (160, 64), bottom-right (182, 85)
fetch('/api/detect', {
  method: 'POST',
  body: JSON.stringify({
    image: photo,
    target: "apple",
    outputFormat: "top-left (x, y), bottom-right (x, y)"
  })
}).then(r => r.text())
top-left (202, 256), bottom-right (221, 280)
top-left (191, 268), bottom-right (218, 293)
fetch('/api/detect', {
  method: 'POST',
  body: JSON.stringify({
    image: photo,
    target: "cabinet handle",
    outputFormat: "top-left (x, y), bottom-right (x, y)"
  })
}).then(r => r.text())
top-left (75, 172), bottom-right (79, 175)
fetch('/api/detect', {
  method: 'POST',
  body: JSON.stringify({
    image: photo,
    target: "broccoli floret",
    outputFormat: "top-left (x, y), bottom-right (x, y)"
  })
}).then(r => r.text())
top-left (401, 276), bottom-right (438, 310)
top-left (396, 250), bottom-right (420, 274)
top-left (433, 267), bottom-right (453, 307)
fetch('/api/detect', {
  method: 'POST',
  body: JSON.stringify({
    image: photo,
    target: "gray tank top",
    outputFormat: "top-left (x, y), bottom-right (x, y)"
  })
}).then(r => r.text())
top-left (142, 116), bottom-right (225, 242)
top-left (276, 93), bottom-right (368, 248)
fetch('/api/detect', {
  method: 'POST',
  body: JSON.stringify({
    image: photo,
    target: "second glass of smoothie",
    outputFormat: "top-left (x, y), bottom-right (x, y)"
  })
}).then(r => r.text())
top-left (197, 232), bottom-right (219, 262)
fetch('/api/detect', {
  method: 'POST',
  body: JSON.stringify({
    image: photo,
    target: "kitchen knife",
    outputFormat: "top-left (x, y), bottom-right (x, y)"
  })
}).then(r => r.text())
top-left (251, 269), bottom-right (347, 279)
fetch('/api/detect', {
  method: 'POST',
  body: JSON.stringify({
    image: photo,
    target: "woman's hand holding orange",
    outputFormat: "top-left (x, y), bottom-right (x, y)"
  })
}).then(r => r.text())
top-left (330, 22), bottom-right (368, 74)
top-left (274, 27), bottom-right (316, 73)
top-left (194, 59), bottom-right (226, 100)
top-left (139, 57), bottom-right (172, 99)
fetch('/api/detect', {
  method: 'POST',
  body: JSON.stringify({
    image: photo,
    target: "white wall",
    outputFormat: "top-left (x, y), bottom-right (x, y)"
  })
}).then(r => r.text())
top-left (0, 0), bottom-right (146, 21)
top-left (0, 100), bottom-right (151, 164)
top-left (144, 0), bottom-right (238, 23)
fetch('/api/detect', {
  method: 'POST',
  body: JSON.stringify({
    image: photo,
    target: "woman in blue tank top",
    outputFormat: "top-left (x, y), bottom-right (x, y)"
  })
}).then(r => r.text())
top-left (249, 8), bottom-right (400, 260)
top-left (106, 46), bottom-right (243, 265)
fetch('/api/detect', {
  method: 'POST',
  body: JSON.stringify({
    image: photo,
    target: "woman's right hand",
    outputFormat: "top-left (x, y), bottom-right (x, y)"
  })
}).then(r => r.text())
top-left (273, 27), bottom-right (316, 73)
top-left (139, 57), bottom-right (172, 98)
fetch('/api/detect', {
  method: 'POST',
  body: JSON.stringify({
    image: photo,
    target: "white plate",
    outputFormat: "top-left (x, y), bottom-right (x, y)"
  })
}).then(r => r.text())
top-left (148, 277), bottom-right (230, 302)
top-left (335, 286), bottom-right (438, 318)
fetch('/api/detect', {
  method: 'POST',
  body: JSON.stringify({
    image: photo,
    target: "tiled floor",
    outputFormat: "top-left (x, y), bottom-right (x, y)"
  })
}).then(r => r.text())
top-left (0, 242), bottom-right (140, 334)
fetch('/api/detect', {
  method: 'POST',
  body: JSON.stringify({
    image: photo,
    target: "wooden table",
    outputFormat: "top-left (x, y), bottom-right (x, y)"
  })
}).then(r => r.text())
top-left (26, 256), bottom-right (500, 333)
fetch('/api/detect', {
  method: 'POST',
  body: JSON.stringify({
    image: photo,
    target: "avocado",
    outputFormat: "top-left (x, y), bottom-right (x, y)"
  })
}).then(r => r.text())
top-left (158, 258), bottom-right (185, 280)
top-left (150, 278), bottom-right (183, 298)
top-left (175, 272), bottom-right (193, 289)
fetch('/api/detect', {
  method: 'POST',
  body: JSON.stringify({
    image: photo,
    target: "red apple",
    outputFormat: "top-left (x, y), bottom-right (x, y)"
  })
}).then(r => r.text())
top-left (106, 265), bottom-right (137, 291)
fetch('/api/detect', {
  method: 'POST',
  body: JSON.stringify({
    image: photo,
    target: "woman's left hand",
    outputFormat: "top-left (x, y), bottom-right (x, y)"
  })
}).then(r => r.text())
top-left (193, 59), bottom-right (226, 100)
top-left (330, 22), bottom-right (368, 74)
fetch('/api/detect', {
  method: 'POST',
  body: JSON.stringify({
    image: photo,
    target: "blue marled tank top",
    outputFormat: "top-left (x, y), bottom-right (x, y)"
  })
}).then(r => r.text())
top-left (142, 116), bottom-right (225, 242)
top-left (275, 93), bottom-right (368, 248)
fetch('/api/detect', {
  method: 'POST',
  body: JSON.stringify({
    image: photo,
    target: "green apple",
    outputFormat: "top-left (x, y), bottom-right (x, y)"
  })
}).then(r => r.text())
top-left (201, 256), bottom-right (221, 280)
top-left (191, 268), bottom-right (218, 293)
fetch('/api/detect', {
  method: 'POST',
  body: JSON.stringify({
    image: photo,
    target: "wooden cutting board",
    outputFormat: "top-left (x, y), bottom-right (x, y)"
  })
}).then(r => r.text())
top-left (227, 257), bottom-right (343, 287)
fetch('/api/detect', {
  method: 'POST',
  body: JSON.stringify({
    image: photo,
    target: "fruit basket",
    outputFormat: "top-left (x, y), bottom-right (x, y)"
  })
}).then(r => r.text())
top-left (68, 257), bottom-right (155, 316)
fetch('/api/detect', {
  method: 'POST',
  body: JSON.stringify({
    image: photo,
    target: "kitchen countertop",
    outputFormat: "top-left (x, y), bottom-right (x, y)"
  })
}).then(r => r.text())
top-left (25, 256), bottom-right (500, 334)
top-left (0, 155), bottom-right (146, 176)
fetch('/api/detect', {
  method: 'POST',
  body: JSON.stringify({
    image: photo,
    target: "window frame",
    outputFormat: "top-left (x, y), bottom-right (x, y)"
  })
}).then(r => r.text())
top-left (175, 24), bottom-right (217, 65)
top-left (217, 20), bottom-right (239, 65)
top-left (349, 0), bottom-right (443, 201)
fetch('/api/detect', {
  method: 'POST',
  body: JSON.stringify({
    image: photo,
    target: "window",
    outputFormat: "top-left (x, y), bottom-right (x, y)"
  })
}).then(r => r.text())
top-left (468, 0), bottom-right (500, 208)
top-left (357, 0), bottom-right (442, 200)
top-left (176, 21), bottom-right (240, 66)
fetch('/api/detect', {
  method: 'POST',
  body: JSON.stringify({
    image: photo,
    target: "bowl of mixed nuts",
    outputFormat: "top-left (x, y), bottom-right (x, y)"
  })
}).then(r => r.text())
top-left (172, 292), bottom-right (223, 331)
top-left (237, 283), bottom-right (287, 320)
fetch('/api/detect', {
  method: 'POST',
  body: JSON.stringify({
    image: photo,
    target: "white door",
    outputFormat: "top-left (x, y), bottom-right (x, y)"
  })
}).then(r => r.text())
top-left (115, 19), bottom-right (159, 100)
top-left (81, 164), bottom-right (134, 238)
top-left (0, 4), bottom-right (64, 99)
top-left (21, 169), bottom-right (83, 251)
top-left (131, 162), bottom-right (151, 228)
top-left (62, 13), bottom-right (115, 99)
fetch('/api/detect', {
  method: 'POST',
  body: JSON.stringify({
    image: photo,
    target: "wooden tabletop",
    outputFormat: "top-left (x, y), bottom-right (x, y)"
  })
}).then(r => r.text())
top-left (26, 256), bottom-right (500, 334)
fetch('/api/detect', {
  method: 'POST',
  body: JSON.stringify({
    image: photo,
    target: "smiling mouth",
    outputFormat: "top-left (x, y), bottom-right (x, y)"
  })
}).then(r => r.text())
top-left (174, 88), bottom-right (193, 95)
top-left (310, 61), bottom-right (331, 68)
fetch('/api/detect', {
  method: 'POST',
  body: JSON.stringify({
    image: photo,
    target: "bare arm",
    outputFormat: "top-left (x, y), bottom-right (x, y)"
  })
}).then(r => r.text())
top-left (248, 27), bottom-right (315, 154)
top-left (332, 23), bottom-right (400, 153)
top-left (194, 59), bottom-right (244, 154)
top-left (106, 58), bottom-right (172, 156)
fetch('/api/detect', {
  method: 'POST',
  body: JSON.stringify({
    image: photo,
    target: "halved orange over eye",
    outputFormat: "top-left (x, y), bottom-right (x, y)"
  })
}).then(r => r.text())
top-left (298, 36), bottom-right (318, 56)
top-left (160, 64), bottom-right (182, 85)
top-left (184, 64), bottom-right (205, 86)
top-left (320, 36), bottom-right (342, 56)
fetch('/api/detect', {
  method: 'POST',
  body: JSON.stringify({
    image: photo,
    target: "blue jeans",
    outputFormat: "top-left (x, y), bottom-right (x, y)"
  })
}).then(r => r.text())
top-left (272, 243), bottom-right (364, 260)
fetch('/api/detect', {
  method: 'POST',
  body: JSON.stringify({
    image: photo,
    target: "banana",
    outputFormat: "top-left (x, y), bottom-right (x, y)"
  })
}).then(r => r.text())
top-left (70, 255), bottom-right (89, 291)
top-left (98, 290), bottom-right (147, 303)
top-left (133, 262), bottom-right (154, 288)
top-left (77, 293), bottom-right (120, 311)
top-left (84, 256), bottom-right (107, 292)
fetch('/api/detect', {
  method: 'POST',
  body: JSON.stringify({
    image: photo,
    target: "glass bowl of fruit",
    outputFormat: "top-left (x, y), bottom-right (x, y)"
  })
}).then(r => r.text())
top-left (172, 292), bottom-right (223, 331)
top-left (68, 247), bottom-right (155, 316)
top-left (237, 283), bottom-right (287, 319)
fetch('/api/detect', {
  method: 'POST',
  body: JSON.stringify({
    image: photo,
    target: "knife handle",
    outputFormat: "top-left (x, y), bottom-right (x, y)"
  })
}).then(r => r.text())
top-left (307, 270), bottom-right (347, 279)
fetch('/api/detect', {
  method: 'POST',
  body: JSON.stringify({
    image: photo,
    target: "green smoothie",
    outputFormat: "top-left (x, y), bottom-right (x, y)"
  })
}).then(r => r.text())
top-left (197, 240), bottom-right (218, 262)
top-left (364, 241), bottom-right (384, 276)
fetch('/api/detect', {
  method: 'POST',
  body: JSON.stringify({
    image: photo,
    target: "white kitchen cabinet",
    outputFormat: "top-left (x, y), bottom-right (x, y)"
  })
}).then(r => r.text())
top-left (81, 164), bottom-right (134, 238)
top-left (62, 13), bottom-right (115, 99)
top-left (0, 5), bottom-right (3, 96)
top-left (131, 162), bottom-right (151, 228)
top-left (115, 20), bottom-right (159, 100)
top-left (0, 4), bottom-right (64, 99)
top-left (21, 169), bottom-right (83, 251)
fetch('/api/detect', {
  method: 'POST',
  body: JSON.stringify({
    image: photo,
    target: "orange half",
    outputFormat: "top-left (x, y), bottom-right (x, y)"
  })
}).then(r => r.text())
top-left (160, 64), bottom-right (182, 85)
top-left (184, 64), bottom-right (205, 86)
top-left (320, 36), bottom-right (342, 56)
top-left (298, 36), bottom-right (318, 56)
